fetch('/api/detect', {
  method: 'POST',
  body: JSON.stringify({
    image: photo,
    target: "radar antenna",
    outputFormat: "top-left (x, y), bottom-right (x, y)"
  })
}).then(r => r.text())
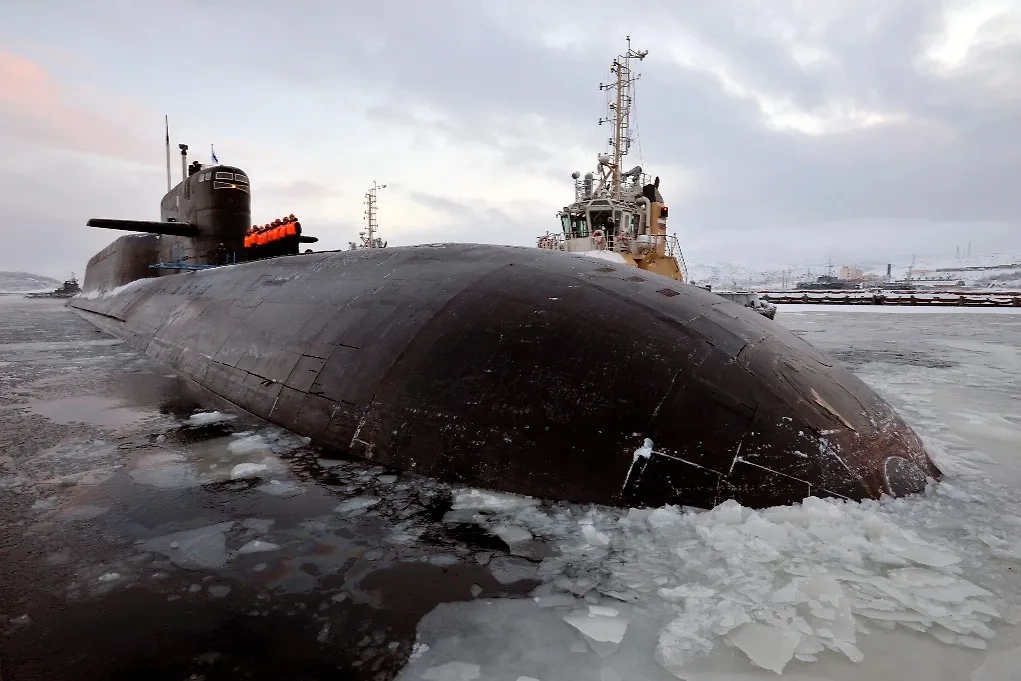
top-left (361, 181), bottom-right (387, 248)
top-left (598, 36), bottom-right (648, 198)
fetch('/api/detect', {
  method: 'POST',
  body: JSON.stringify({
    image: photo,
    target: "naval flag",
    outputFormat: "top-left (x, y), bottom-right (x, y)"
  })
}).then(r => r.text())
top-left (211, 144), bottom-right (219, 164)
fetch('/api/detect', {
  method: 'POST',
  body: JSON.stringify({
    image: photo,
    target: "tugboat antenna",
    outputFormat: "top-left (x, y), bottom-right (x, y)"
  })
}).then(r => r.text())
top-left (362, 181), bottom-right (387, 248)
top-left (598, 36), bottom-right (647, 198)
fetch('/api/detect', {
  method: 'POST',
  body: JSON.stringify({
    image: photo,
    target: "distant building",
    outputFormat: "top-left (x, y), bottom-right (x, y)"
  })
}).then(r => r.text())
top-left (839, 266), bottom-right (865, 281)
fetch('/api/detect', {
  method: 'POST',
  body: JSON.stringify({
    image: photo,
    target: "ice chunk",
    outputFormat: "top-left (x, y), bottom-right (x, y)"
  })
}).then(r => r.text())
top-left (580, 522), bottom-right (610, 547)
top-left (451, 488), bottom-right (538, 512)
top-left (534, 594), bottom-right (575, 609)
top-left (429, 554), bottom-right (459, 567)
top-left (230, 462), bottom-right (269, 479)
top-left (241, 518), bottom-right (274, 533)
top-left (333, 496), bottom-right (380, 517)
top-left (488, 555), bottom-right (537, 585)
top-left (378, 474), bottom-right (398, 484)
top-left (256, 479), bottom-right (305, 497)
top-left (491, 524), bottom-right (532, 545)
top-left (227, 435), bottom-right (267, 455)
top-left (317, 458), bottom-right (345, 469)
top-left (236, 540), bottom-right (280, 555)
top-left (883, 535), bottom-right (961, 567)
top-left (186, 411), bottom-right (235, 427)
top-left (130, 453), bottom-right (202, 489)
top-left (727, 622), bottom-right (801, 674)
top-left (420, 661), bottom-right (480, 681)
top-left (139, 521), bottom-right (234, 569)
top-left (562, 609), bottom-right (629, 643)
top-left (207, 584), bottom-right (231, 598)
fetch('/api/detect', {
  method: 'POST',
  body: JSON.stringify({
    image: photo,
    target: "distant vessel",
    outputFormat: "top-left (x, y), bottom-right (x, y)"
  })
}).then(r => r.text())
top-left (349, 182), bottom-right (388, 250)
top-left (25, 274), bottom-right (81, 299)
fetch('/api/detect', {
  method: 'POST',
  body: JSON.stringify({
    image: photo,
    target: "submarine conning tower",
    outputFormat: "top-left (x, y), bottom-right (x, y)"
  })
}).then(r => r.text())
top-left (83, 146), bottom-right (252, 293)
top-left (81, 135), bottom-right (324, 292)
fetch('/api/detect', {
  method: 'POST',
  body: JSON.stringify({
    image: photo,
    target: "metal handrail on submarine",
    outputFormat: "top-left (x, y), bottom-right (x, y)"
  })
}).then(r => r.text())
top-left (83, 141), bottom-right (317, 290)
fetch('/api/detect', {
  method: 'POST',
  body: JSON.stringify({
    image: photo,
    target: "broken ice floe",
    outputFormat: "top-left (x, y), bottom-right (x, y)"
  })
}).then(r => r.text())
top-left (230, 462), bottom-right (269, 479)
top-left (236, 540), bottom-right (280, 555)
top-left (431, 469), bottom-right (1021, 676)
top-left (333, 496), bottom-right (381, 517)
top-left (138, 521), bottom-right (234, 569)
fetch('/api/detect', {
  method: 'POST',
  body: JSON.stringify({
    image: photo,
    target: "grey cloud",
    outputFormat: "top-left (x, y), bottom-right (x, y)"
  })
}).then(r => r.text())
top-left (260, 180), bottom-right (341, 200)
top-left (2, 0), bottom-right (1019, 271)
top-left (0, 145), bottom-right (163, 279)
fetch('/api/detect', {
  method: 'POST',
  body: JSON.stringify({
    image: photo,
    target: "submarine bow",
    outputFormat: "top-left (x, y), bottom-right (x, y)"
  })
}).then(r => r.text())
top-left (69, 244), bottom-right (940, 509)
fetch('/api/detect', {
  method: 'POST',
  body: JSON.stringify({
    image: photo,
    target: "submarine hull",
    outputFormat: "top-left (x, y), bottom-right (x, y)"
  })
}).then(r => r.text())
top-left (69, 244), bottom-right (940, 509)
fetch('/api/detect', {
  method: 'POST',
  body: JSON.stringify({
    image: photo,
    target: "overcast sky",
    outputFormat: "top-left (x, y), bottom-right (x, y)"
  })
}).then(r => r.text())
top-left (2, 0), bottom-right (1019, 279)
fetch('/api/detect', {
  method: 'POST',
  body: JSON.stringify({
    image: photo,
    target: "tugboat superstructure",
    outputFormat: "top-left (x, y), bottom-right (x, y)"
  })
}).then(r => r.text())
top-left (538, 38), bottom-right (687, 282)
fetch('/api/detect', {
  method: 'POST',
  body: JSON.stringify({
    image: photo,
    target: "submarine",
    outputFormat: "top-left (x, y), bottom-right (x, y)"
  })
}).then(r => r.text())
top-left (70, 147), bottom-right (942, 510)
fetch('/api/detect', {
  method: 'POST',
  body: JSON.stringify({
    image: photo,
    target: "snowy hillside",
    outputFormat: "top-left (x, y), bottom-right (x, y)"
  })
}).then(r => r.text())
top-left (0, 271), bottom-right (61, 294)
top-left (686, 251), bottom-right (1021, 291)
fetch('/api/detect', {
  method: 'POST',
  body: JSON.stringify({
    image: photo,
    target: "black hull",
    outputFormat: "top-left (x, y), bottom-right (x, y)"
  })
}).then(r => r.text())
top-left (69, 244), bottom-right (940, 509)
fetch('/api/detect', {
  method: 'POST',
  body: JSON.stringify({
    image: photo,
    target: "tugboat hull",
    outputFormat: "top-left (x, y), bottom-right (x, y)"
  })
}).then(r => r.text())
top-left (69, 244), bottom-right (940, 509)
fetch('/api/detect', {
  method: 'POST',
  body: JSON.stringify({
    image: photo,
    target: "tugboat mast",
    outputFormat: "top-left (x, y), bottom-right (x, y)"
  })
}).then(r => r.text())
top-left (598, 36), bottom-right (648, 199)
top-left (360, 181), bottom-right (387, 248)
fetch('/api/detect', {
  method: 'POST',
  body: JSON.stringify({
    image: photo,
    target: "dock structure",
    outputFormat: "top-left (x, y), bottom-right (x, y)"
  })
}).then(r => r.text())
top-left (760, 289), bottom-right (1021, 307)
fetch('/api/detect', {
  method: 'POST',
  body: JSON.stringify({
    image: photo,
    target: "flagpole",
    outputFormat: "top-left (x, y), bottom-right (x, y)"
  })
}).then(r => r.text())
top-left (165, 115), bottom-right (171, 193)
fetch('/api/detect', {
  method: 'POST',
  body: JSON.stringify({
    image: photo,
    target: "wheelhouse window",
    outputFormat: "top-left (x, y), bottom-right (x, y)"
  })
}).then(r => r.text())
top-left (569, 214), bottom-right (588, 237)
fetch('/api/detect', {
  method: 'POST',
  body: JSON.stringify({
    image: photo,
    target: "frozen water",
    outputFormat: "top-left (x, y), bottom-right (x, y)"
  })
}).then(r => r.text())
top-left (727, 622), bottom-right (802, 674)
top-left (420, 661), bottom-right (480, 681)
top-left (972, 645), bottom-right (1021, 681)
top-left (408, 459), bottom-right (1021, 677)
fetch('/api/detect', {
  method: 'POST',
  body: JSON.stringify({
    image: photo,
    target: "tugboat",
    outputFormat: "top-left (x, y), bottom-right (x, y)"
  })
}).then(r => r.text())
top-left (538, 38), bottom-right (685, 282)
top-left (538, 38), bottom-right (776, 319)
top-left (25, 273), bottom-right (82, 298)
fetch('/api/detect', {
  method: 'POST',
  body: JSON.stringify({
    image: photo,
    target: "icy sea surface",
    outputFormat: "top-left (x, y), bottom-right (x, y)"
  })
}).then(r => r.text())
top-left (1, 298), bottom-right (1019, 680)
